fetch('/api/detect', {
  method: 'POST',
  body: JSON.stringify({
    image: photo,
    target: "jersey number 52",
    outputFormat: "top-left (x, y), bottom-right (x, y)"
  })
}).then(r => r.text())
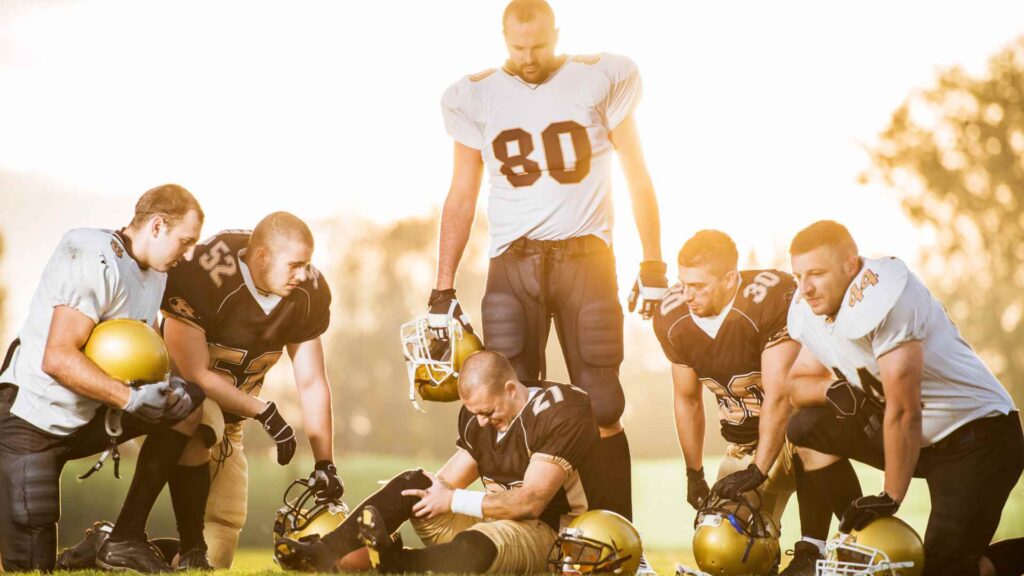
top-left (492, 121), bottom-right (592, 187)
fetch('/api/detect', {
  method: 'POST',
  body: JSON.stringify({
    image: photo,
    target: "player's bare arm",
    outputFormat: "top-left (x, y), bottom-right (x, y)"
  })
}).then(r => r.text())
top-left (786, 342), bottom-right (833, 408)
top-left (672, 363), bottom-right (705, 471)
top-left (752, 339), bottom-right (800, 474)
top-left (480, 458), bottom-right (565, 520)
top-left (435, 142), bottom-right (485, 290)
top-left (42, 305), bottom-right (131, 408)
top-left (288, 337), bottom-right (334, 462)
top-left (876, 340), bottom-right (924, 502)
top-left (164, 315), bottom-right (266, 417)
top-left (609, 113), bottom-right (661, 263)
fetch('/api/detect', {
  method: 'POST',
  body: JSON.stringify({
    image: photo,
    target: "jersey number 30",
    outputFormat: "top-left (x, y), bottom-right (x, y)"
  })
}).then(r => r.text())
top-left (492, 121), bottom-right (591, 187)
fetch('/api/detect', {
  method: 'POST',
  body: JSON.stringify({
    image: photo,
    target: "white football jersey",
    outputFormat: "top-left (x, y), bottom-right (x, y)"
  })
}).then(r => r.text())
top-left (442, 54), bottom-right (642, 257)
top-left (788, 257), bottom-right (1015, 445)
top-left (0, 229), bottom-right (167, 435)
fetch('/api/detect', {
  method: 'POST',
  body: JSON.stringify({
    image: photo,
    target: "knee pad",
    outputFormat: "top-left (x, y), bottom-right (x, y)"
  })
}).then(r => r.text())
top-left (482, 292), bottom-right (527, 358)
top-left (4, 449), bottom-right (61, 527)
top-left (576, 300), bottom-right (623, 368)
top-left (786, 406), bottom-right (830, 448)
top-left (583, 377), bottom-right (625, 427)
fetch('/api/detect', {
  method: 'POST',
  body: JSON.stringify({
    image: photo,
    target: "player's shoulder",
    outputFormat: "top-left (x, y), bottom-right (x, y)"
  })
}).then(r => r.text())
top-left (526, 382), bottom-right (593, 424)
top-left (838, 257), bottom-right (911, 339)
top-left (193, 229), bottom-right (251, 258)
top-left (736, 269), bottom-right (796, 317)
top-left (444, 66), bottom-right (500, 101)
top-left (653, 283), bottom-right (691, 340)
top-left (291, 263), bottom-right (331, 310)
top-left (169, 230), bottom-right (249, 291)
top-left (59, 228), bottom-right (133, 274)
top-left (569, 52), bottom-right (638, 80)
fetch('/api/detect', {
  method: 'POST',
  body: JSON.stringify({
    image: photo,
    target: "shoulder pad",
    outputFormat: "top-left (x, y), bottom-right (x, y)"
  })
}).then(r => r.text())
top-left (468, 68), bottom-right (497, 82)
top-left (571, 54), bottom-right (602, 65)
top-left (838, 257), bottom-right (909, 339)
top-left (786, 293), bottom-right (812, 342)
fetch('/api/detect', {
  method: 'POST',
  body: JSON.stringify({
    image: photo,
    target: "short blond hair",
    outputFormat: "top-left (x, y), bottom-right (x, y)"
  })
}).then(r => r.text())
top-left (129, 184), bottom-right (203, 229)
top-left (248, 211), bottom-right (314, 253)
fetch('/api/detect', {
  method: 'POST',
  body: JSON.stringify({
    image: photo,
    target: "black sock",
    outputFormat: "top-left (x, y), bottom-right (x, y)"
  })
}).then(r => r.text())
top-left (804, 459), bottom-right (862, 521)
top-left (794, 456), bottom-right (832, 541)
top-left (987, 538), bottom-right (1024, 576)
top-left (391, 530), bottom-right (497, 573)
top-left (110, 429), bottom-right (190, 541)
top-left (599, 432), bottom-right (633, 520)
top-left (320, 469), bottom-right (431, 556)
top-left (168, 462), bottom-right (210, 551)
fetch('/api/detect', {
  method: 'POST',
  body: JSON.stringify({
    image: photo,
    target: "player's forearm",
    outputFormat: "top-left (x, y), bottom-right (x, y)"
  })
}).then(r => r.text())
top-left (435, 192), bottom-right (475, 290)
top-left (674, 397), bottom-right (705, 470)
top-left (482, 488), bottom-right (547, 520)
top-left (43, 347), bottom-right (131, 408)
top-left (882, 401), bottom-right (921, 502)
top-left (753, 393), bottom-right (790, 473)
top-left (629, 181), bottom-right (662, 262)
top-left (192, 368), bottom-right (266, 418)
top-left (299, 378), bottom-right (334, 462)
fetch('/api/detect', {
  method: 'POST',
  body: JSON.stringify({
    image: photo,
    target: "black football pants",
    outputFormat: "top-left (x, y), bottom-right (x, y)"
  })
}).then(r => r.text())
top-left (787, 406), bottom-right (1024, 576)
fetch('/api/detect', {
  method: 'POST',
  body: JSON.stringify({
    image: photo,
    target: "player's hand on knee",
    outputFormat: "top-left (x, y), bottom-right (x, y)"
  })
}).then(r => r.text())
top-left (255, 401), bottom-right (296, 465)
top-left (711, 463), bottom-right (768, 500)
top-left (427, 289), bottom-right (474, 339)
top-left (839, 491), bottom-right (899, 533)
top-left (308, 460), bottom-right (345, 501)
top-left (628, 260), bottom-right (669, 320)
top-left (402, 470), bottom-right (453, 519)
top-left (686, 467), bottom-right (711, 511)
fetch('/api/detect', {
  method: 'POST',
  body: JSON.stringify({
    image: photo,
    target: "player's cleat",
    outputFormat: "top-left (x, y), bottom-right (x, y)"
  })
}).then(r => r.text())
top-left (358, 505), bottom-right (399, 571)
top-left (779, 541), bottom-right (821, 576)
top-left (273, 535), bottom-right (338, 572)
top-left (174, 543), bottom-right (214, 572)
top-left (56, 520), bottom-right (114, 570)
top-left (636, 553), bottom-right (658, 575)
top-left (96, 533), bottom-right (170, 573)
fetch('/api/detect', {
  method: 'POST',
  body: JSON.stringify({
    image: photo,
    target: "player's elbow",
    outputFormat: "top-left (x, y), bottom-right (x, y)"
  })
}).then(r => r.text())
top-left (41, 346), bottom-right (67, 380)
top-left (886, 399), bottom-right (922, 433)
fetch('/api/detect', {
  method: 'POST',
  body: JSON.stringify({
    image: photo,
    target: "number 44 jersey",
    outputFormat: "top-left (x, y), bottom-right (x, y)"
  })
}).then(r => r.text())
top-left (160, 230), bottom-right (331, 418)
top-left (442, 54), bottom-right (642, 257)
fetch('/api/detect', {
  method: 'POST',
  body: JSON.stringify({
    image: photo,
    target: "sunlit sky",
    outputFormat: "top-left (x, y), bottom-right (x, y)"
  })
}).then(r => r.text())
top-left (2, 1), bottom-right (1023, 342)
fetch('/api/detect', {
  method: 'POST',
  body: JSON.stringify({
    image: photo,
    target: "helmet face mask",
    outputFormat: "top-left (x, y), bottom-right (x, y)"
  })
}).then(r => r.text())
top-left (547, 510), bottom-right (643, 575)
top-left (815, 517), bottom-right (923, 576)
top-left (400, 316), bottom-right (483, 407)
top-left (693, 491), bottom-right (781, 576)
top-left (273, 479), bottom-right (348, 567)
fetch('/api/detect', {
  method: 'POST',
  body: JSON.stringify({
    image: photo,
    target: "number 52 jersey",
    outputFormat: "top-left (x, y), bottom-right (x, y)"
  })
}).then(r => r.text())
top-left (160, 230), bottom-right (331, 419)
top-left (442, 54), bottom-right (642, 257)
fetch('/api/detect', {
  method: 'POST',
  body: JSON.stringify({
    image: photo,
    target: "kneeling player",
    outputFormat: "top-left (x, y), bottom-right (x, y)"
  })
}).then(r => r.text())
top-left (276, 350), bottom-right (607, 574)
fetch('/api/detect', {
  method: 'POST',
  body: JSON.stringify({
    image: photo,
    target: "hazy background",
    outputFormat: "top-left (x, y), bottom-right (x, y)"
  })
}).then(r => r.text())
top-left (1, 0), bottom-right (1022, 562)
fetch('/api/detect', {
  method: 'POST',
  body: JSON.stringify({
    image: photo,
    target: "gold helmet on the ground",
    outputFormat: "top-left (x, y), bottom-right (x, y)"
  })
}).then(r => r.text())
top-left (693, 490), bottom-right (781, 576)
top-left (83, 318), bottom-right (169, 384)
top-left (547, 509), bottom-right (644, 575)
top-left (273, 479), bottom-right (349, 568)
top-left (815, 516), bottom-right (924, 576)
top-left (400, 315), bottom-right (484, 407)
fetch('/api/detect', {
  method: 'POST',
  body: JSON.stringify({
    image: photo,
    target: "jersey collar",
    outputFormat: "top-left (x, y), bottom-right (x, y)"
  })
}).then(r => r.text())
top-left (691, 281), bottom-right (741, 340)
top-left (501, 55), bottom-right (570, 90)
top-left (112, 229), bottom-right (147, 270)
top-left (238, 249), bottom-right (283, 315)
top-left (496, 387), bottom-right (543, 443)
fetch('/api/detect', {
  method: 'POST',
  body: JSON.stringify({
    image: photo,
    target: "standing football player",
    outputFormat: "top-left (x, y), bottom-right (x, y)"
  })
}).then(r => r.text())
top-left (0, 184), bottom-right (206, 571)
top-left (429, 0), bottom-right (665, 546)
top-left (153, 212), bottom-right (341, 569)
top-left (785, 220), bottom-right (1023, 576)
top-left (276, 350), bottom-right (610, 574)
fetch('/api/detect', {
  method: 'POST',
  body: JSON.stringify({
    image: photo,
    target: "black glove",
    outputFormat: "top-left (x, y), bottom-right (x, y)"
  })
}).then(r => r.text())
top-left (826, 379), bottom-right (883, 439)
top-left (686, 467), bottom-right (711, 511)
top-left (255, 401), bottom-right (296, 465)
top-left (711, 463), bottom-right (769, 500)
top-left (628, 261), bottom-right (669, 320)
top-left (308, 460), bottom-right (345, 501)
top-left (427, 288), bottom-right (473, 339)
top-left (840, 491), bottom-right (900, 533)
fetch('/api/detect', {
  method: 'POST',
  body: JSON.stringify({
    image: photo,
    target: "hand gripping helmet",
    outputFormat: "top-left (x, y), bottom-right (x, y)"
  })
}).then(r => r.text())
top-left (273, 479), bottom-right (349, 568)
top-left (547, 509), bottom-right (644, 575)
top-left (815, 516), bottom-right (924, 576)
top-left (693, 490), bottom-right (781, 576)
top-left (400, 315), bottom-right (484, 408)
top-left (84, 318), bottom-right (170, 384)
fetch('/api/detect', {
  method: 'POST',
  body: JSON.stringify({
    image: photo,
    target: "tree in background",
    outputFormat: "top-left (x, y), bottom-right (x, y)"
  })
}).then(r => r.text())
top-left (865, 36), bottom-right (1024, 405)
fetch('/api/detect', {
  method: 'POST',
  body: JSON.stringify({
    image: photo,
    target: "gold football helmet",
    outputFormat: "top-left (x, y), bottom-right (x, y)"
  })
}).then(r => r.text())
top-left (547, 509), bottom-right (644, 575)
top-left (815, 517), bottom-right (924, 576)
top-left (400, 315), bottom-right (484, 408)
top-left (693, 490), bottom-right (781, 576)
top-left (273, 479), bottom-right (349, 568)
top-left (83, 318), bottom-right (169, 384)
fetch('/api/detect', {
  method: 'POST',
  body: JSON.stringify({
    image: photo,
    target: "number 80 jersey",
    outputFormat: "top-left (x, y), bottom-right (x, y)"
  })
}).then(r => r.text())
top-left (442, 54), bottom-right (642, 257)
top-left (160, 230), bottom-right (331, 419)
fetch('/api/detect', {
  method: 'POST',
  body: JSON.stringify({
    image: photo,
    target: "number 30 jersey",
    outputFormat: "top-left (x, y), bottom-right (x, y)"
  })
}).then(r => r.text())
top-left (442, 54), bottom-right (642, 257)
top-left (160, 230), bottom-right (331, 419)
top-left (653, 270), bottom-right (796, 444)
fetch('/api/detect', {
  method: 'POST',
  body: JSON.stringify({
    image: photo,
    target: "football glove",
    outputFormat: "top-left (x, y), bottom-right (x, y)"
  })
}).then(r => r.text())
top-left (839, 491), bottom-right (900, 533)
top-left (427, 288), bottom-right (473, 340)
top-left (308, 460), bottom-right (345, 501)
top-left (628, 260), bottom-right (669, 320)
top-left (255, 401), bottom-right (296, 465)
top-left (711, 463), bottom-right (769, 500)
top-left (686, 467), bottom-right (711, 511)
top-left (122, 376), bottom-right (192, 424)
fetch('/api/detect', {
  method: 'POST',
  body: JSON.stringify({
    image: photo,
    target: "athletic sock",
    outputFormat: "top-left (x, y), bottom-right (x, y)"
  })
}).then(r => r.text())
top-left (803, 458), bottom-right (862, 522)
top-left (168, 462), bottom-right (210, 551)
top-left (320, 469), bottom-right (431, 556)
top-left (109, 429), bottom-right (191, 541)
top-left (794, 457), bottom-right (833, 541)
top-left (599, 431), bottom-right (633, 520)
top-left (391, 530), bottom-right (497, 573)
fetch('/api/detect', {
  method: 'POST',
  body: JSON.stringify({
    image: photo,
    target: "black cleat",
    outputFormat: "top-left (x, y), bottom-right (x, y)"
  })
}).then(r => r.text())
top-left (780, 541), bottom-right (822, 576)
top-left (274, 534), bottom-right (339, 572)
top-left (173, 542), bottom-right (213, 572)
top-left (358, 505), bottom-right (400, 572)
top-left (96, 533), bottom-right (170, 573)
top-left (57, 520), bottom-right (115, 570)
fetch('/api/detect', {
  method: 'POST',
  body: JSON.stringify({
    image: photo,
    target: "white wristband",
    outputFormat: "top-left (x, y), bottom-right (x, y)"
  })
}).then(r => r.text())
top-left (450, 489), bottom-right (485, 518)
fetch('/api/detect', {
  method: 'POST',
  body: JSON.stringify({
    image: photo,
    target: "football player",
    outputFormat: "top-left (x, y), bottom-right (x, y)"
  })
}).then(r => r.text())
top-left (275, 350), bottom-right (608, 574)
top-left (785, 220), bottom-right (1023, 576)
top-left (153, 212), bottom-right (341, 569)
top-left (653, 230), bottom-right (836, 575)
top-left (429, 0), bottom-right (665, 541)
top-left (0, 184), bottom-right (206, 571)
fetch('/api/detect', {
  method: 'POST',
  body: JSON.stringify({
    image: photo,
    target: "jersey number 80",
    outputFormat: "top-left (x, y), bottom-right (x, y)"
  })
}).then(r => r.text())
top-left (492, 121), bottom-right (592, 187)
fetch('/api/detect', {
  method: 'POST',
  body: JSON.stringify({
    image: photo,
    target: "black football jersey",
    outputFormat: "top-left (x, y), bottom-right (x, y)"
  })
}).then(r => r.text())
top-left (456, 382), bottom-right (606, 530)
top-left (161, 230), bottom-right (331, 420)
top-left (653, 269), bottom-right (795, 444)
